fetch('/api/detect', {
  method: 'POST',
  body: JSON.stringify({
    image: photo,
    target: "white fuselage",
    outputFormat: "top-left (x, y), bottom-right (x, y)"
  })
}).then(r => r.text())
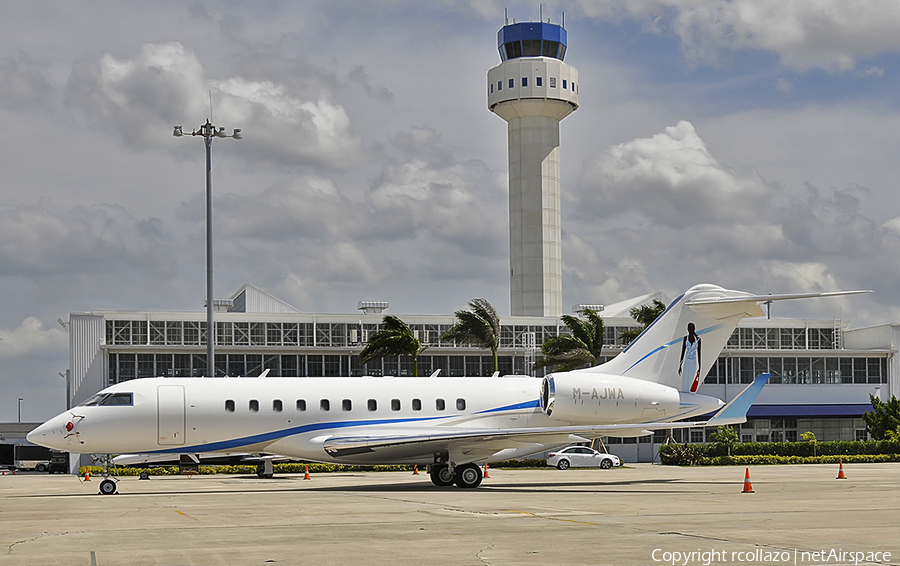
top-left (27, 374), bottom-right (723, 465)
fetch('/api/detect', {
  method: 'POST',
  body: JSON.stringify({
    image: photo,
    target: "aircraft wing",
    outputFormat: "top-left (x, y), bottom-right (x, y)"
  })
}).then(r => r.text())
top-left (323, 374), bottom-right (770, 462)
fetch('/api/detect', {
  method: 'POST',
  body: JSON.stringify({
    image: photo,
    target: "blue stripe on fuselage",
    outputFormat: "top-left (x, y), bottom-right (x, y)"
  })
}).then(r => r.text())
top-left (146, 401), bottom-right (540, 454)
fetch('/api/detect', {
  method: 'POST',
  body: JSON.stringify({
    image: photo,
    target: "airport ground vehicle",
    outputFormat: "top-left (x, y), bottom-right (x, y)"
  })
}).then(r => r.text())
top-left (0, 444), bottom-right (55, 471)
top-left (547, 445), bottom-right (621, 470)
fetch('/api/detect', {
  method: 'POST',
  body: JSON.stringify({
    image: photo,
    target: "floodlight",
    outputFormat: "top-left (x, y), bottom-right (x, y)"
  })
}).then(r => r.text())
top-left (173, 125), bottom-right (183, 137)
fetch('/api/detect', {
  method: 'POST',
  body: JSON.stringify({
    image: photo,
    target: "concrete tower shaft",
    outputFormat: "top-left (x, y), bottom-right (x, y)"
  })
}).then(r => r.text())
top-left (488, 22), bottom-right (578, 318)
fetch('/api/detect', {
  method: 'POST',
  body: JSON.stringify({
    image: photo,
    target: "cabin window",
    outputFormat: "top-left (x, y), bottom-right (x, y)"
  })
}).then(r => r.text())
top-left (367, 399), bottom-right (377, 412)
top-left (225, 399), bottom-right (235, 413)
top-left (273, 399), bottom-right (283, 412)
top-left (249, 399), bottom-right (259, 413)
top-left (456, 398), bottom-right (466, 411)
top-left (436, 398), bottom-right (445, 411)
top-left (296, 399), bottom-right (306, 412)
top-left (80, 393), bottom-right (108, 406)
top-left (320, 399), bottom-right (330, 411)
top-left (412, 398), bottom-right (422, 411)
top-left (342, 399), bottom-right (352, 412)
top-left (391, 399), bottom-right (401, 411)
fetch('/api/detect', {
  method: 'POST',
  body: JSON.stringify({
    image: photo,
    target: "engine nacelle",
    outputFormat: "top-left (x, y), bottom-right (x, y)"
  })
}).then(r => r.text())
top-left (540, 372), bottom-right (681, 425)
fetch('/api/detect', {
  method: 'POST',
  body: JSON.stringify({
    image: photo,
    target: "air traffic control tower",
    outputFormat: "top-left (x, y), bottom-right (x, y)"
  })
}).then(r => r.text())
top-left (488, 20), bottom-right (578, 318)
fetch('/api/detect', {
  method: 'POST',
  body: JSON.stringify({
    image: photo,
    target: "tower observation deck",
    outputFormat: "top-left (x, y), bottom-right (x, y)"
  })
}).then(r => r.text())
top-left (488, 21), bottom-right (578, 318)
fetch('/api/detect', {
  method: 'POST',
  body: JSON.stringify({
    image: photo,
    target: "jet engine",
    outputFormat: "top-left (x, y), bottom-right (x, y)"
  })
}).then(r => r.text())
top-left (540, 372), bottom-right (681, 424)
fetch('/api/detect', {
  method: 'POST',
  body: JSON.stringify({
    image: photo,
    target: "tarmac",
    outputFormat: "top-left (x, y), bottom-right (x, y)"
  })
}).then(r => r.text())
top-left (1, 463), bottom-right (898, 566)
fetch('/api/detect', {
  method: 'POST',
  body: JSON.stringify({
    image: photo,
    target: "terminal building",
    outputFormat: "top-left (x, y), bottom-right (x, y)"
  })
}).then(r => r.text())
top-left (58, 16), bottom-right (898, 463)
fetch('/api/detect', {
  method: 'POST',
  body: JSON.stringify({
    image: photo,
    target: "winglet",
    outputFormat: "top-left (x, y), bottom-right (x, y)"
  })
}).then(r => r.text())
top-left (429, 369), bottom-right (441, 378)
top-left (707, 373), bottom-right (770, 426)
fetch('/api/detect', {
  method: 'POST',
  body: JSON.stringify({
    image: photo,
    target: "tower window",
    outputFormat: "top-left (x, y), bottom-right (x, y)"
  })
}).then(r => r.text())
top-left (490, 84), bottom-right (493, 93)
top-left (498, 81), bottom-right (502, 91)
top-left (521, 77), bottom-right (527, 87)
top-left (509, 78), bottom-right (514, 89)
top-left (550, 77), bottom-right (556, 88)
top-left (563, 79), bottom-right (567, 89)
top-left (572, 82), bottom-right (576, 92)
top-left (536, 77), bottom-right (542, 87)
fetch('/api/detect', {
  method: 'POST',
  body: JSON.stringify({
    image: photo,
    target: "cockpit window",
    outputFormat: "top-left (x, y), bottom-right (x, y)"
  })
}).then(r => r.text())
top-left (99, 393), bottom-right (133, 406)
top-left (80, 393), bottom-right (108, 407)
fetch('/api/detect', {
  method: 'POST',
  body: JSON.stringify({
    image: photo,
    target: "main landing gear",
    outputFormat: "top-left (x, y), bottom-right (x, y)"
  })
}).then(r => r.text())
top-left (429, 463), bottom-right (483, 488)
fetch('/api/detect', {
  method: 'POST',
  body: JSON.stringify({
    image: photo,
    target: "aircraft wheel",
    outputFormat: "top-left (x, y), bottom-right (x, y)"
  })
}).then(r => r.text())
top-left (99, 479), bottom-right (117, 495)
top-left (600, 459), bottom-right (613, 470)
top-left (454, 463), bottom-right (483, 488)
top-left (430, 464), bottom-right (454, 487)
top-left (139, 470), bottom-right (150, 480)
top-left (556, 459), bottom-right (570, 470)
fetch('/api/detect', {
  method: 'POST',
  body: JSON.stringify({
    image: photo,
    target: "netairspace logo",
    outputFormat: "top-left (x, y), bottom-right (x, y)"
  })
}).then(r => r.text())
top-left (651, 548), bottom-right (892, 565)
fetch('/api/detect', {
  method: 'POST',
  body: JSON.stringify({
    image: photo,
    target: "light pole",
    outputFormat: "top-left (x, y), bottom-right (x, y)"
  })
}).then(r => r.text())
top-left (173, 119), bottom-right (242, 377)
top-left (17, 398), bottom-right (23, 423)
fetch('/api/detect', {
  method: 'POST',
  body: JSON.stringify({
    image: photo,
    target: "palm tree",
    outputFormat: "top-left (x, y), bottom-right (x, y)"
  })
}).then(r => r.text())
top-left (619, 299), bottom-right (667, 345)
top-left (440, 298), bottom-right (500, 374)
top-left (535, 309), bottom-right (605, 372)
top-left (360, 315), bottom-right (427, 377)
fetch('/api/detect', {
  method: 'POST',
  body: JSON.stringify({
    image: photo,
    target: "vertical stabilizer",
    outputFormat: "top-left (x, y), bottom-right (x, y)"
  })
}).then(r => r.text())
top-left (587, 284), bottom-right (764, 392)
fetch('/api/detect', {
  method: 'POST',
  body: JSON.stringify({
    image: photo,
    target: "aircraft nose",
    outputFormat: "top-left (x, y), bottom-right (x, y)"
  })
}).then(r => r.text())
top-left (26, 415), bottom-right (71, 450)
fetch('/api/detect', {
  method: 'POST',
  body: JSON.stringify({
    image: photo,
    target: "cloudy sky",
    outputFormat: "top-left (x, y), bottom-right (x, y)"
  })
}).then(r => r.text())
top-left (2, 1), bottom-right (900, 421)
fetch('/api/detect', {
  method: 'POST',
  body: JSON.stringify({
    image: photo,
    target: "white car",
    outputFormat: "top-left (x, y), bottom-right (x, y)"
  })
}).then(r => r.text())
top-left (547, 446), bottom-right (621, 470)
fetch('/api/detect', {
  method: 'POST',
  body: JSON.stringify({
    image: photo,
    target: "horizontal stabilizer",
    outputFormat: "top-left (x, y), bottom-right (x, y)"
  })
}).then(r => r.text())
top-left (686, 289), bottom-right (872, 306)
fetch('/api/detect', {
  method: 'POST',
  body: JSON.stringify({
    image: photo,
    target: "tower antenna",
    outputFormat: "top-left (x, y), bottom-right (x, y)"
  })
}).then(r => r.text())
top-left (209, 90), bottom-right (213, 122)
top-left (540, 4), bottom-right (542, 22)
top-left (505, 7), bottom-right (508, 25)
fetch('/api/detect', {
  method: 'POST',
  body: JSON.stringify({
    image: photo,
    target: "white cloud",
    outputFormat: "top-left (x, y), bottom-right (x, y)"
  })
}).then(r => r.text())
top-left (578, 120), bottom-right (769, 226)
top-left (576, 0), bottom-right (900, 71)
top-left (67, 42), bottom-right (360, 169)
top-left (0, 317), bottom-right (66, 359)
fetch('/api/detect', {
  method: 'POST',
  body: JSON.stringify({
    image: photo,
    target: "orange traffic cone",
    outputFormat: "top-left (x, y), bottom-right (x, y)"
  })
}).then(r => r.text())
top-left (836, 461), bottom-right (847, 480)
top-left (303, 466), bottom-right (310, 480)
top-left (84, 470), bottom-right (90, 481)
top-left (412, 465), bottom-right (419, 475)
top-left (741, 468), bottom-right (754, 493)
top-left (483, 463), bottom-right (489, 479)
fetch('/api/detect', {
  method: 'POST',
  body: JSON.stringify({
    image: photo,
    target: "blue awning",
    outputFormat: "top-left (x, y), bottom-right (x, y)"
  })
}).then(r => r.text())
top-left (747, 404), bottom-right (870, 418)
